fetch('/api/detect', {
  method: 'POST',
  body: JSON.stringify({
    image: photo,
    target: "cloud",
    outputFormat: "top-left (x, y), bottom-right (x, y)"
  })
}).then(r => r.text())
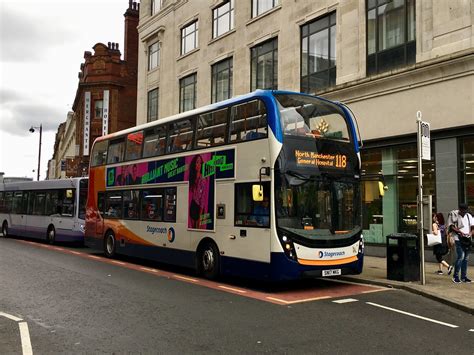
top-left (0, 89), bottom-right (65, 136)
top-left (0, 5), bottom-right (74, 62)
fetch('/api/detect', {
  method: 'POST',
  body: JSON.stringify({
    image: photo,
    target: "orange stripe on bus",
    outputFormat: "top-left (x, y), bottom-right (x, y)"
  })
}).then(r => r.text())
top-left (297, 255), bottom-right (358, 266)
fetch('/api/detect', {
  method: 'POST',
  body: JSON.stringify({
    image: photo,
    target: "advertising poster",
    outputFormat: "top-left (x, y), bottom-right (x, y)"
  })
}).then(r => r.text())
top-left (106, 149), bottom-right (235, 231)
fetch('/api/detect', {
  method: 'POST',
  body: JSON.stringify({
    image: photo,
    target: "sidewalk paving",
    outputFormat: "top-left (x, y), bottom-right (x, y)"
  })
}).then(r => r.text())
top-left (339, 256), bottom-right (473, 314)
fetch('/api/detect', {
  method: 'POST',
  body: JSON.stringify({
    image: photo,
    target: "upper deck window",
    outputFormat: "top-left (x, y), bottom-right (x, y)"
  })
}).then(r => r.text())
top-left (91, 140), bottom-right (108, 167)
top-left (107, 138), bottom-right (125, 164)
top-left (275, 94), bottom-right (350, 142)
top-left (143, 126), bottom-right (167, 158)
top-left (125, 131), bottom-right (143, 161)
top-left (230, 99), bottom-right (267, 143)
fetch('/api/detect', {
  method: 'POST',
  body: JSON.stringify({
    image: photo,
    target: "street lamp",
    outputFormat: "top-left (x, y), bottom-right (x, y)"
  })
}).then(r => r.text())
top-left (29, 124), bottom-right (42, 181)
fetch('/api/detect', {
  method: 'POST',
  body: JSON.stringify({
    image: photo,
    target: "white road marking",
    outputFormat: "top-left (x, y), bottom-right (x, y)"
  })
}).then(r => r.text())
top-left (174, 275), bottom-right (198, 282)
top-left (0, 311), bottom-right (23, 322)
top-left (469, 329), bottom-right (474, 332)
top-left (366, 302), bottom-right (459, 328)
top-left (266, 296), bottom-right (331, 305)
top-left (333, 298), bottom-right (358, 304)
top-left (218, 285), bottom-right (247, 293)
top-left (19, 322), bottom-right (33, 355)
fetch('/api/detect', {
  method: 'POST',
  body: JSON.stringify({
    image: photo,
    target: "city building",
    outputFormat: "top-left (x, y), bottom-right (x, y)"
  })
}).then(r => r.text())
top-left (63, 0), bottom-right (140, 176)
top-left (135, 0), bottom-right (473, 247)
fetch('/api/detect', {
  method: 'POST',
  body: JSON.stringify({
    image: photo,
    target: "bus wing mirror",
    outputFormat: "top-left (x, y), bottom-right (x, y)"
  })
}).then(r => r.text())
top-left (252, 185), bottom-right (264, 202)
top-left (378, 181), bottom-right (388, 197)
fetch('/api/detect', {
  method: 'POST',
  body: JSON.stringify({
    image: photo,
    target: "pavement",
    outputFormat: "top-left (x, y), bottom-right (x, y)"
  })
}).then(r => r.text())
top-left (340, 256), bottom-right (474, 314)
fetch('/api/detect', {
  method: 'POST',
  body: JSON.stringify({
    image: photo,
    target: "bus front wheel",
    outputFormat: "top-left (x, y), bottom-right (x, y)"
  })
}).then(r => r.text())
top-left (1, 222), bottom-right (8, 238)
top-left (198, 242), bottom-right (220, 280)
top-left (104, 231), bottom-right (116, 258)
top-left (47, 226), bottom-right (56, 244)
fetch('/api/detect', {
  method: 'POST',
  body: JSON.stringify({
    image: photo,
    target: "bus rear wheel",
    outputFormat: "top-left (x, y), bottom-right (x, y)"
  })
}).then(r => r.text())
top-left (104, 231), bottom-right (116, 258)
top-left (2, 222), bottom-right (8, 238)
top-left (47, 226), bottom-right (56, 244)
top-left (198, 242), bottom-right (220, 280)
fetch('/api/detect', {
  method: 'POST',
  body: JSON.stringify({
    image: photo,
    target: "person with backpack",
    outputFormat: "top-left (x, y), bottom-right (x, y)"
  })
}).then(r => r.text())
top-left (447, 203), bottom-right (474, 283)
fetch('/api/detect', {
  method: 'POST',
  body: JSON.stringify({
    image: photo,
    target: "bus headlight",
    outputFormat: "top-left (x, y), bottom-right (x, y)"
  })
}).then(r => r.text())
top-left (279, 235), bottom-right (297, 261)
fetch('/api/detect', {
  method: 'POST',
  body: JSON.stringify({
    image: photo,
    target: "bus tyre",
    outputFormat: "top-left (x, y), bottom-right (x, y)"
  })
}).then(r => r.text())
top-left (47, 226), bottom-right (56, 245)
top-left (198, 242), bottom-right (220, 280)
top-left (104, 231), bottom-right (116, 258)
top-left (1, 222), bottom-right (7, 238)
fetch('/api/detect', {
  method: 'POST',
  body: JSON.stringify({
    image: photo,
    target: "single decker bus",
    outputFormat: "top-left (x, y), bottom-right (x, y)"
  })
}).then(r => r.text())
top-left (85, 90), bottom-right (363, 280)
top-left (0, 178), bottom-right (88, 244)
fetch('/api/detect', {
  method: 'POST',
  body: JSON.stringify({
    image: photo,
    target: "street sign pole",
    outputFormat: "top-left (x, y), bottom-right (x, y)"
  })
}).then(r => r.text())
top-left (417, 111), bottom-right (430, 285)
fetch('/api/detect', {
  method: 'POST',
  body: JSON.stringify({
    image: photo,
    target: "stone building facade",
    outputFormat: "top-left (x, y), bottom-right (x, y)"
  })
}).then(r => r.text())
top-left (135, 0), bottom-right (473, 245)
top-left (47, 112), bottom-right (77, 179)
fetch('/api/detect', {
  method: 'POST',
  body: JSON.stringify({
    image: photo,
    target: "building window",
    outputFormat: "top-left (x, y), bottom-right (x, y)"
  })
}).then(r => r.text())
top-left (95, 100), bottom-right (103, 118)
top-left (211, 58), bottom-right (233, 103)
top-left (179, 73), bottom-right (197, 112)
top-left (147, 88), bottom-right (159, 122)
top-left (251, 38), bottom-right (278, 91)
top-left (213, 0), bottom-right (234, 38)
top-left (252, 0), bottom-right (279, 18)
top-left (459, 136), bottom-right (474, 210)
top-left (181, 21), bottom-right (198, 55)
top-left (151, 0), bottom-right (162, 15)
top-left (367, 0), bottom-right (416, 76)
top-left (148, 42), bottom-right (160, 71)
top-left (301, 12), bottom-right (336, 93)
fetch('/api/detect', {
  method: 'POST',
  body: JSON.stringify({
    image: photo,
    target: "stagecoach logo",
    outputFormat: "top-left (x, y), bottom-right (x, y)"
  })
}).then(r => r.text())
top-left (167, 227), bottom-right (175, 243)
top-left (318, 250), bottom-right (346, 258)
top-left (145, 226), bottom-right (176, 243)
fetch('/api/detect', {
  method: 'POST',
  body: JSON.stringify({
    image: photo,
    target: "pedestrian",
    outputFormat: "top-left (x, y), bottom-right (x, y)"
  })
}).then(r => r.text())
top-left (432, 212), bottom-right (453, 275)
top-left (447, 203), bottom-right (474, 283)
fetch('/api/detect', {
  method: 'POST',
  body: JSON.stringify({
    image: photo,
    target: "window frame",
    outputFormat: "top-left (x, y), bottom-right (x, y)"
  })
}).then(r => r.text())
top-left (147, 88), bottom-right (159, 123)
top-left (251, 0), bottom-right (279, 18)
top-left (250, 37), bottom-right (278, 91)
top-left (148, 41), bottom-right (160, 71)
top-left (366, 0), bottom-right (416, 76)
top-left (234, 181), bottom-right (271, 228)
top-left (212, 0), bottom-right (234, 39)
top-left (211, 57), bottom-right (233, 104)
top-left (151, 0), bottom-right (162, 16)
top-left (106, 137), bottom-right (126, 164)
top-left (179, 73), bottom-right (197, 113)
top-left (300, 12), bottom-right (336, 94)
top-left (180, 20), bottom-right (199, 55)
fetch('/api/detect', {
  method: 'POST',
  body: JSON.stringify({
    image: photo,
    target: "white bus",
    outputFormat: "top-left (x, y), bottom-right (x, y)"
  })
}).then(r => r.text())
top-left (85, 90), bottom-right (363, 281)
top-left (0, 178), bottom-right (88, 244)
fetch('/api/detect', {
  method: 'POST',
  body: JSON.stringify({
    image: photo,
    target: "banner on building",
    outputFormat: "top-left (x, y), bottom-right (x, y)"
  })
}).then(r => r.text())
top-left (103, 90), bottom-right (109, 136)
top-left (84, 92), bottom-right (91, 156)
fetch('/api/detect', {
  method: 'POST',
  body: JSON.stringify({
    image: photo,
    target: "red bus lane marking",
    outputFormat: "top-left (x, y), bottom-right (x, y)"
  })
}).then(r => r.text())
top-left (15, 239), bottom-right (389, 305)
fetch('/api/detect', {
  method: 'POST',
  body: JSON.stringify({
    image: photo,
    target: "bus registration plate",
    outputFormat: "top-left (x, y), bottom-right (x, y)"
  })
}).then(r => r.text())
top-left (322, 269), bottom-right (341, 277)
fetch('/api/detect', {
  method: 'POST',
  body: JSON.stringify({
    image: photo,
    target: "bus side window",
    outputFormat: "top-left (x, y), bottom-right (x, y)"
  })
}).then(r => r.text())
top-left (196, 108), bottom-right (228, 148)
top-left (168, 119), bottom-right (194, 153)
top-left (107, 138), bottom-right (125, 164)
top-left (230, 100), bottom-right (267, 143)
top-left (143, 126), bottom-right (167, 158)
top-left (98, 192), bottom-right (105, 217)
top-left (91, 140), bottom-right (109, 166)
top-left (105, 191), bottom-right (123, 219)
top-left (125, 131), bottom-right (144, 161)
top-left (234, 182), bottom-right (270, 228)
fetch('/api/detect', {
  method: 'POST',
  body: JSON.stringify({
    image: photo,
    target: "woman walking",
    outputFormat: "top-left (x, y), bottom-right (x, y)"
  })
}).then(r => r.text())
top-left (432, 212), bottom-right (453, 275)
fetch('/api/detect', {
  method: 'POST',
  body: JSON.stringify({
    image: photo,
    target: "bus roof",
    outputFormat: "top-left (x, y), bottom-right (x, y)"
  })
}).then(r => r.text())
top-left (0, 177), bottom-right (87, 192)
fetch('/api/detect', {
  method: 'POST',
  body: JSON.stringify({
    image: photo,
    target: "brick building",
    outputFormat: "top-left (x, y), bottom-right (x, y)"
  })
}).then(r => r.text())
top-left (68, 0), bottom-right (140, 176)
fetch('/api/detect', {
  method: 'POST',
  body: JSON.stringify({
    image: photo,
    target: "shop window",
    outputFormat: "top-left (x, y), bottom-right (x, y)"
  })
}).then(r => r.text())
top-left (235, 182), bottom-right (270, 228)
top-left (459, 137), bottom-right (474, 210)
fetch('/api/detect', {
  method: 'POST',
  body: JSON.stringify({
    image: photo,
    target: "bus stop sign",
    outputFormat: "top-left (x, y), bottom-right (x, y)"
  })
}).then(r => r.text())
top-left (420, 121), bottom-right (430, 161)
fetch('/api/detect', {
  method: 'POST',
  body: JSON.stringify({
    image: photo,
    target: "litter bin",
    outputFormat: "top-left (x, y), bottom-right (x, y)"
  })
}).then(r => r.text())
top-left (386, 233), bottom-right (420, 282)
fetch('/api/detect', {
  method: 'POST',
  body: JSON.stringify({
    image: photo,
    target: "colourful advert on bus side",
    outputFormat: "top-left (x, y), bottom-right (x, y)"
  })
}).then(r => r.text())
top-left (106, 149), bottom-right (235, 231)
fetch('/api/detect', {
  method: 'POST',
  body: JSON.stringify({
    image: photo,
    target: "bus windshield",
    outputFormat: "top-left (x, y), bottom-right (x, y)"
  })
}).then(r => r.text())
top-left (275, 93), bottom-right (350, 142)
top-left (275, 172), bottom-right (360, 238)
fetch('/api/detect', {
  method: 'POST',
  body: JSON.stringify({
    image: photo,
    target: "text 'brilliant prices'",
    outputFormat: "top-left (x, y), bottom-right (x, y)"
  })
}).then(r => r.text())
top-left (295, 150), bottom-right (347, 169)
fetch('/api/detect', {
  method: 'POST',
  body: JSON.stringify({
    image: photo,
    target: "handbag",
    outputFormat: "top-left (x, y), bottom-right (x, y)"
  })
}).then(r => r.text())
top-left (426, 233), bottom-right (442, 246)
top-left (459, 235), bottom-right (472, 249)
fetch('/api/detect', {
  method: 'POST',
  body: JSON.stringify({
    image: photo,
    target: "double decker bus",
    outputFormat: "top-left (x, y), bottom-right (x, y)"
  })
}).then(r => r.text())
top-left (85, 90), bottom-right (362, 280)
top-left (0, 178), bottom-right (88, 243)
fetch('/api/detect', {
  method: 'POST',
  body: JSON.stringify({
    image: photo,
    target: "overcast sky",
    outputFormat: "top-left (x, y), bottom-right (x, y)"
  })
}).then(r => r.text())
top-left (0, 0), bottom-right (129, 180)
